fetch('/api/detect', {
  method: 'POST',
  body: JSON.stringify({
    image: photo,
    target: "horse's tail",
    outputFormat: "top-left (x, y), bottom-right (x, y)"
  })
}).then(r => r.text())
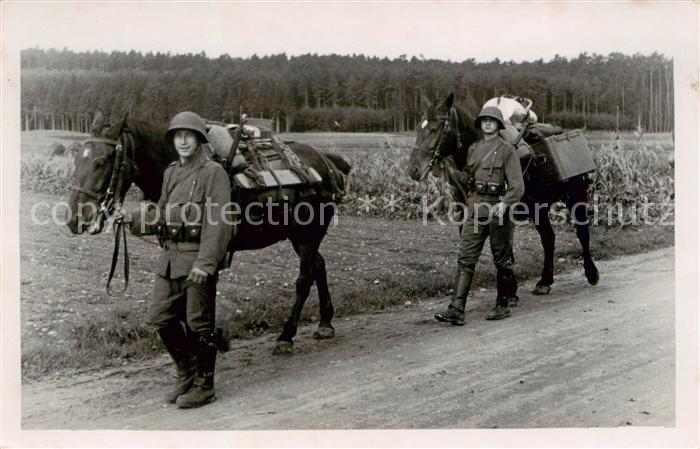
top-left (315, 151), bottom-right (351, 202)
top-left (322, 151), bottom-right (352, 175)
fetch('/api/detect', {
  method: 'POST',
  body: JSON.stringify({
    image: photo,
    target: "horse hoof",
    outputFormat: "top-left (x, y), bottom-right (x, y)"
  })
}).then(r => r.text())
top-left (272, 341), bottom-right (294, 355)
top-left (586, 267), bottom-right (600, 286)
top-left (532, 284), bottom-right (552, 295)
top-left (313, 326), bottom-right (335, 340)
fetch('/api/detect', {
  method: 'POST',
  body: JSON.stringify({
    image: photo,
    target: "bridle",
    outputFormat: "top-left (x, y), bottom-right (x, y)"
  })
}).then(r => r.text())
top-left (70, 129), bottom-right (137, 295)
top-left (71, 131), bottom-right (137, 235)
top-left (418, 107), bottom-right (463, 182)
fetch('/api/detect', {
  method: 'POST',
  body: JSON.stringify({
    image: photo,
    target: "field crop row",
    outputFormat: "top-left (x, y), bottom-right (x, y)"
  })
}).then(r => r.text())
top-left (20, 131), bottom-right (674, 226)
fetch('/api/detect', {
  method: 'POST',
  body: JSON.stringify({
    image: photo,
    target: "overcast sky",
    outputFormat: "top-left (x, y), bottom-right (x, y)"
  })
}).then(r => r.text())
top-left (2, 1), bottom-right (696, 62)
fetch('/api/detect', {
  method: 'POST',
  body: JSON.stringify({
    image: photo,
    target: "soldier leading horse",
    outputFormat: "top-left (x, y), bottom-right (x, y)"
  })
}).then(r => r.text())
top-left (66, 111), bottom-right (351, 354)
top-left (406, 93), bottom-right (599, 294)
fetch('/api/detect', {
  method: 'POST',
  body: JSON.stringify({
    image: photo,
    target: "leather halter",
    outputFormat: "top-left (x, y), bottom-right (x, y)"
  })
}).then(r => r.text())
top-left (418, 107), bottom-right (463, 182)
top-left (70, 132), bottom-right (136, 218)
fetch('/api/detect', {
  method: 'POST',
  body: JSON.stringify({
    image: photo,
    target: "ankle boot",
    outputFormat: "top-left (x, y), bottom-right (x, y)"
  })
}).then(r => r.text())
top-left (176, 331), bottom-right (217, 409)
top-left (485, 294), bottom-right (511, 320)
top-left (158, 323), bottom-right (196, 403)
top-left (435, 271), bottom-right (473, 326)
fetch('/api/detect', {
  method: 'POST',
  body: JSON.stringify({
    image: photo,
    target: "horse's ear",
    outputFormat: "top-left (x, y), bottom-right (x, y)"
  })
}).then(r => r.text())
top-left (90, 110), bottom-right (105, 136)
top-left (437, 92), bottom-right (456, 113)
top-left (437, 93), bottom-right (455, 114)
top-left (421, 96), bottom-right (437, 120)
top-left (106, 112), bottom-right (129, 138)
top-left (420, 95), bottom-right (432, 112)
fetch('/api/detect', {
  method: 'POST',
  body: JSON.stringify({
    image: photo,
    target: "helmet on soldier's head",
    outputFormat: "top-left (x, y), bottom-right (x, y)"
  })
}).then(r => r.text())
top-left (165, 111), bottom-right (208, 144)
top-left (475, 106), bottom-right (505, 130)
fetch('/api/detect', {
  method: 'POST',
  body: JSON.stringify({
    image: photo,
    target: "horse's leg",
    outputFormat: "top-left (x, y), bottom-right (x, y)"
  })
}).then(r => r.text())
top-left (311, 252), bottom-right (336, 340)
top-left (565, 187), bottom-right (599, 285)
top-left (532, 202), bottom-right (555, 295)
top-left (290, 229), bottom-right (335, 339)
top-left (272, 237), bottom-right (318, 355)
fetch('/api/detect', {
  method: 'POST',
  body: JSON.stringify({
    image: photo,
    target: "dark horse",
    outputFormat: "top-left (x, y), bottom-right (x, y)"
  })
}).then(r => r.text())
top-left (66, 111), bottom-right (351, 354)
top-left (406, 93), bottom-right (599, 294)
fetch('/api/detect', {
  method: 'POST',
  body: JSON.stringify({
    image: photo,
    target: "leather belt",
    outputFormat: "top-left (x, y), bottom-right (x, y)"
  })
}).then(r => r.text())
top-left (163, 240), bottom-right (200, 251)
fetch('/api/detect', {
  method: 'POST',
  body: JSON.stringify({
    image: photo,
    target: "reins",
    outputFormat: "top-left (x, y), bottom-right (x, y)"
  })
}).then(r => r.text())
top-left (107, 217), bottom-right (129, 296)
top-left (71, 130), bottom-right (137, 295)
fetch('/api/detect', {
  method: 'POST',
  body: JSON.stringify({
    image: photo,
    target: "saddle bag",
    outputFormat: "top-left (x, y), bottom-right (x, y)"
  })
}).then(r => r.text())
top-left (232, 168), bottom-right (323, 224)
top-left (529, 130), bottom-right (596, 185)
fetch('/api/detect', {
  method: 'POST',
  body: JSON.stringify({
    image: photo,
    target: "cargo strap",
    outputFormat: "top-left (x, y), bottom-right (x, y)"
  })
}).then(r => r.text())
top-left (226, 126), bottom-right (243, 169)
top-left (512, 98), bottom-right (533, 147)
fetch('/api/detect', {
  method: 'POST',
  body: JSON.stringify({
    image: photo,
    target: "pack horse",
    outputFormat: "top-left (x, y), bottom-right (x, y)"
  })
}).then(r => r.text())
top-left (67, 111), bottom-right (351, 354)
top-left (406, 93), bottom-right (599, 294)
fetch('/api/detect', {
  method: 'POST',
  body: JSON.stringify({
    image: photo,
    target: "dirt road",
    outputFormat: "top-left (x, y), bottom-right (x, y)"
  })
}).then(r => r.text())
top-left (22, 248), bottom-right (674, 430)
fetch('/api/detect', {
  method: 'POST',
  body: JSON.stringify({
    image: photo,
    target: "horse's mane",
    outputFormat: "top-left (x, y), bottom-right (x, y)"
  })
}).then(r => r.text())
top-left (125, 117), bottom-right (176, 202)
top-left (449, 104), bottom-right (481, 171)
top-left (127, 118), bottom-right (174, 164)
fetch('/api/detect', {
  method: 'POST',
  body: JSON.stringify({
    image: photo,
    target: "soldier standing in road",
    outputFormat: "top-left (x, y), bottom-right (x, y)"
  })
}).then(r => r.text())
top-left (119, 111), bottom-right (233, 408)
top-left (435, 106), bottom-right (525, 324)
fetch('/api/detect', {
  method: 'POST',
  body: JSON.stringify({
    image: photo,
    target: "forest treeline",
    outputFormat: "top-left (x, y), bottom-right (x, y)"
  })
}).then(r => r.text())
top-left (21, 48), bottom-right (673, 133)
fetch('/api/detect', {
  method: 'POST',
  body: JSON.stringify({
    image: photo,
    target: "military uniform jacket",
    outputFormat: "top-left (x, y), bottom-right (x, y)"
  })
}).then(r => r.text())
top-left (465, 135), bottom-right (525, 219)
top-left (132, 148), bottom-right (233, 278)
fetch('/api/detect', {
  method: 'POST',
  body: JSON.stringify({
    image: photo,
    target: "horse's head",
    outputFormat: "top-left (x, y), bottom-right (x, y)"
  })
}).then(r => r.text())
top-left (406, 93), bottom-right (465, 181)
top-left (66, 110), bottom-right (131, 234)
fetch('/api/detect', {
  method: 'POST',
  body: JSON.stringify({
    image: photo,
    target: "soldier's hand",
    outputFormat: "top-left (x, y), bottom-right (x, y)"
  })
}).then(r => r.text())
top-left (187, 267), bottom-right (208, 284)
top-left (491, 202), bottom-right (508, 219)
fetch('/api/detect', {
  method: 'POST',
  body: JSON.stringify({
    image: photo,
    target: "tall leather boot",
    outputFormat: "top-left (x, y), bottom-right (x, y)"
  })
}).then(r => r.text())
top-left (507, 271), bottom-right (519, 307)
top-left (158, 323), bottom-right (196, 404)
top-left (176, 331), bottom-right (217, 409)
top-left (497, 268), bottom-right (519, 307)
top-left (435, 271), bottom-right (473, 326)
top-left (215, 326), bottom-right (230, 353)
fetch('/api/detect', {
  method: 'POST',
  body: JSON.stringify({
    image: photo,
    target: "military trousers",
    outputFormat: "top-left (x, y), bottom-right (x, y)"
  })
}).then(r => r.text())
top-left (147, 269), bottom-right (219, 334)
top-left (457, 213), bottom-right (515, 273)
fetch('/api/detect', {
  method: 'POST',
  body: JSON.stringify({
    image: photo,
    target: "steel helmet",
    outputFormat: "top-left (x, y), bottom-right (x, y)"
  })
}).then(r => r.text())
top-left (165, 111), bottom-right (208, 144)
top-left (475, 106), bottom-right (505, 130)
